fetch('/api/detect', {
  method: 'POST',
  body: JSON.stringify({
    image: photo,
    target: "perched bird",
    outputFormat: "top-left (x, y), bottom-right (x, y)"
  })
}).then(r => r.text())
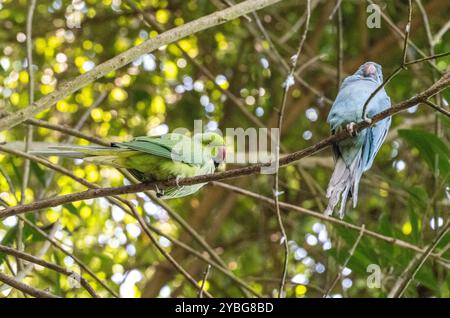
top-left (325, 61), bottom-right (391, 218)
top-left (30, 132), bottom-right (226, 199)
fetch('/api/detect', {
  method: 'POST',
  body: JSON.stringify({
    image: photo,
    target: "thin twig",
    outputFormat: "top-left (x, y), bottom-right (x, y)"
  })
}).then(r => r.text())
top-left (17, 0), bottom-right (38, 273)
top-left (389, 220), bottom-right (450, 298)
top-left (328, 0), bottom-right (343, 20)
top-left (0, 0), bottom-right (283, 131)
top-left (273, 0), bottom-right (311, 298)
top-left (422, 100), bottom-right (450, 118)
top-left (432, 20), bottom-right (450, 45)
top-left (0, 244), bottom-right (99, 298)
top-left (323, 225), bottom-right (366, 297)
top-left (336, 0), bottom-right (343, 90)
top-left (0, 146), bottom-right (221, 298)
top-left (402, 0), bottom-right (413, 65)
top-left (198, 264), bottom-right (212, 298)
top-left (17, 215), bottom-right (120, 297)
top-left (212, 182), bottom-right (449, 266)
top-left (0, 223), bottom-right (59, 293)
top-left (0, 272), bottom-right (59, 298)
top-left (362, 0), bottom-right (412, 118)
top-left (366, 0), bottom-right (441, 72)
top-left (404, 51), bottom-right (450, 66)
top-left (126, 201), bottom-right (214, 298)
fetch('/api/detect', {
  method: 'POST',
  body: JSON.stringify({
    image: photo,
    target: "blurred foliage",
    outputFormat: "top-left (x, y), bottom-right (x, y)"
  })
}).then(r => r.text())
top-left (0, 0), bottom-right (449, 298)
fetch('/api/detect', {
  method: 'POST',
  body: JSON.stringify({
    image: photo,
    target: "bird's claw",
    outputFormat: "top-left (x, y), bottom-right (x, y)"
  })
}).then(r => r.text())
top-left (346, 122), bottom-right (358, 137)
top-left (155, 184), bottom-right (164, 198)
top-left (363, 117), bottom-right (372, 125)
top-left (175, 175), bottom-right (182, 188)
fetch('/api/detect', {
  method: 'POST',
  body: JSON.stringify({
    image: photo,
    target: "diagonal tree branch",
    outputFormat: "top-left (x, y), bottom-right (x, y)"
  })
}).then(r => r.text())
top-left (0, 272), bottom-right (59, 298)
top-left (388, 220), bottom-right (450, 298)
top-left (273, 0), bottom-right (311, 297)
top-left (0, 0), bottom-right (283, 132)
top-left (212, 182), bottom-right (449, 266)
top-left (0, 244), bottom-right (99, 298)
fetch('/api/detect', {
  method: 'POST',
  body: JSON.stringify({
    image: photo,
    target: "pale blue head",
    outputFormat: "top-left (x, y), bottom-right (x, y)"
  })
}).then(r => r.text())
top-left (354, 61), bottom-right (383, 83)
top-left (341, 61), bottom-right (384, 87)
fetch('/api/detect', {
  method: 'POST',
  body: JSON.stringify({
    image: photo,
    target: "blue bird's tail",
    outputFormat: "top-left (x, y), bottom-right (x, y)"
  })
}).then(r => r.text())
top-left (324, 151), bottom-right (363, 219)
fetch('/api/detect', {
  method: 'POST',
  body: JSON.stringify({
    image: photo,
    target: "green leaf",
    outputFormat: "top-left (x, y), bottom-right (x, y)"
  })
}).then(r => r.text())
top-left (23, 213), bottom-right (46, 242)
top-left (0, 227), bottom-right (17, 264)
top-left (399, 129), bottom-right (450, 177)
top-left (30, 161), bottom-right (47, 187)
top-left (8, 156), bottom-right (22, 185)
top-left (415, 266), bottom-right (439, 292)
top-left (63, 203), bottom-right (79, 216)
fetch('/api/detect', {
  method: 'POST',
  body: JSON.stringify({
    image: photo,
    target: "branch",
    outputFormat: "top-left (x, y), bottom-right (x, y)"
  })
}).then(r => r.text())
top-left (0, 0), bottom-right (283, 131)
top-left (0, 146), bottom-right (213, 297)
top-left (362, 0), bottom-right (412, 118)
top-left (1, 70), bottom-right (449, 220)
top-left (323, 225), bottom-right (365, 297)
top-left (422, 100), bottom-right (450, 118)
top-left (0, 244), bottom-right (99, 298)
top-left (273, 0), bottom-right (311, 298)
top-left (198, 264), bottom-right (212, 298)
top-left (388, 220), bottom-right (450, 298)
top-left (18, 215), bottom-right (119, 297)
top-left (212, 182), bottom-right (449, 266)
top-left (366, 0), bottom-right (441, 72)
top-left (17, 0), bottom-right (38, 273)
top-left (0, 272), bottom-right (59, 298)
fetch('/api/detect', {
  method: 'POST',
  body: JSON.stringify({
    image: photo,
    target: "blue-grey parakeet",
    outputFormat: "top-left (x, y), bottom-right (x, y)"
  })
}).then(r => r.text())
top-left (325, 61), bottom-right (391, 218)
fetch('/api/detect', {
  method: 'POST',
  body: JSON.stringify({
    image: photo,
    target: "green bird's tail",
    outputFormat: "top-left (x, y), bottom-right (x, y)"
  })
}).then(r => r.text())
top-left (29, 145), bottom-right (138, 169)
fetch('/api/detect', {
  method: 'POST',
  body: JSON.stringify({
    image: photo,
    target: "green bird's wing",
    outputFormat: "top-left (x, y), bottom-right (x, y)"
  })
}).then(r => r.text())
top-left (159, 160), bottom-right (215, 199)
top-left (116, 133), bottom-right (207, 164)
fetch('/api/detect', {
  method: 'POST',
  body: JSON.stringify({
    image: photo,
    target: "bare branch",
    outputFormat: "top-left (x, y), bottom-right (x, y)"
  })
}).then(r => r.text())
top-left (17, 0), bottom-right (38, 273)
top-left (323, 225), bottom-right (366, 297)
top-left (212, 182), bottom-right (449, 266)
top-left (389, 220), bottom-right (450, 298)
top-left (198, 264), bottom-right (212, 298)
top-left (0, 0), bottom-right (283, 131)
top-left (272, 0), bottom-right (311, 298)
top-left (0, 244), bottom-right (99, 298)
top-left (0, 272), bottom-right (59, 298)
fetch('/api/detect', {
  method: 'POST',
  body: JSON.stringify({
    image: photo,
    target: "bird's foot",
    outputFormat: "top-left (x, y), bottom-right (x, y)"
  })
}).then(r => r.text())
top-left (154, 184), bottom-right (164, 198)
top-left (175, 175), bottom-right (182, 188)
top-left (363, 117), bottom-right (372, 125)
top-left (346, 122), bottom-right (358, 137)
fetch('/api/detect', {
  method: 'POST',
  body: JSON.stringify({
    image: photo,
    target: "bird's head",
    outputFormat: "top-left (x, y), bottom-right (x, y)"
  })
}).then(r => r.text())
top-left (198, 132), bottom-right (226, 167)
top-left (355, 61), bottom-right (383, 83)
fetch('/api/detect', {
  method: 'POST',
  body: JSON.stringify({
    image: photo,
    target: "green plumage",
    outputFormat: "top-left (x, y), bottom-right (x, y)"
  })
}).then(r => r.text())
top-left (30, 132), bottom-right (225, 199)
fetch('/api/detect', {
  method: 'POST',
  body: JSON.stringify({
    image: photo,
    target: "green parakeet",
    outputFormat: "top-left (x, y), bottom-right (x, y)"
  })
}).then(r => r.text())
top-left (30, 132), bottom-right (226, 199)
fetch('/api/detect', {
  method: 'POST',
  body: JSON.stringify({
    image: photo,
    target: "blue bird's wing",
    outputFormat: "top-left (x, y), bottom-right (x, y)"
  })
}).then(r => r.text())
top-left (327, 81), bottom-right (375, 166)
top-left (361, 93), bottom-right (391, 171)
top-left (351, 93), bottom-right (391, 203)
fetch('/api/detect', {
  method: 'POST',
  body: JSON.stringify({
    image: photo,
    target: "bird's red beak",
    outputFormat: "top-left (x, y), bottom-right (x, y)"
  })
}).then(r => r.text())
top-left (363, 63), bottom-right (377, 78)
top-left (218, 146), bottom-right (226, 162)
top-left (214, 146), bottom-right (226, 164)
